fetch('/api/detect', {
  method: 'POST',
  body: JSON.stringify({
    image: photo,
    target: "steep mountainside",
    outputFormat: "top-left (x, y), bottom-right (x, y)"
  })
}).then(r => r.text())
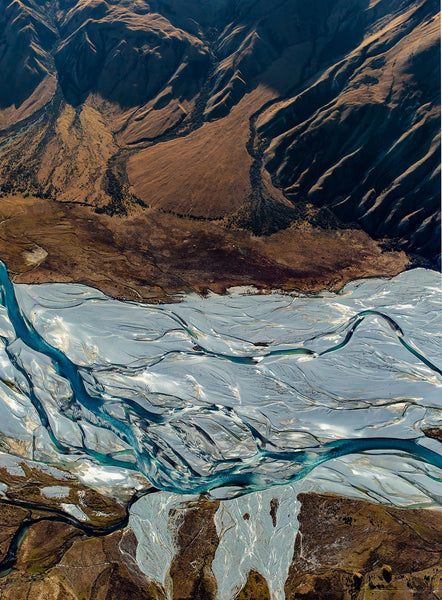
top-left (0, 0), bottom-right (439, 297)
top-left (259, 0), bottom-right (440, 261)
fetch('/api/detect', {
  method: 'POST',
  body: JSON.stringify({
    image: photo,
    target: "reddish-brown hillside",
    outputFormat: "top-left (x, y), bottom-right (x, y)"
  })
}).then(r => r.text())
top-left (0, 0), bottom-right (439, 296)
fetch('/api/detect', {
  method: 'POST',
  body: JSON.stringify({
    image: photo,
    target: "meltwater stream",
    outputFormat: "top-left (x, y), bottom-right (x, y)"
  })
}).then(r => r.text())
top-left (0, 262), bottom-right (440, 499)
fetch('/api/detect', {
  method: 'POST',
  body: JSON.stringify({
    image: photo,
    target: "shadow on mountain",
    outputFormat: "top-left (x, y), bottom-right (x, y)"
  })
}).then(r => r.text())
top-left (0, 0), bottom-right (439, 265)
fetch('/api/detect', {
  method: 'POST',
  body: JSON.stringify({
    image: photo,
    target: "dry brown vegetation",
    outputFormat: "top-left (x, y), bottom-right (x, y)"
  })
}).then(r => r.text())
top-left (0, 0), bottom-right (438, 290)
top-left (0, 194), bottom-right (408, 301)
top-left (127, 86), bottom-right (277, 219)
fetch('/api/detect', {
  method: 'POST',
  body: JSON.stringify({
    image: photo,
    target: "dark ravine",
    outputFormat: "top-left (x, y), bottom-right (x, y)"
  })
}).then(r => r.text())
top-left (228, 98), bottom-right (300, 236)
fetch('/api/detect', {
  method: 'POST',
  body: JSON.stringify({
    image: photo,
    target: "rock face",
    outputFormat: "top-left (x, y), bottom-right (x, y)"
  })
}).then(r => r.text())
top-left (0, 0), bottom-right (439, 275)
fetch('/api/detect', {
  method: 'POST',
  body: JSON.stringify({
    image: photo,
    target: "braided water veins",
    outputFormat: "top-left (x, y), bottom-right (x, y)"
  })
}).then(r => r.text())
top-left (0, 262), bottom-right (440, 598)
top-left (0, 262), bottom-right (439, 501)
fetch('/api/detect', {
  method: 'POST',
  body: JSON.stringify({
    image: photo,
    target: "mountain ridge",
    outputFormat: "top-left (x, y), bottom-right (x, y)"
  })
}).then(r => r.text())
top-left (0, 0), bottom-right (439, 297)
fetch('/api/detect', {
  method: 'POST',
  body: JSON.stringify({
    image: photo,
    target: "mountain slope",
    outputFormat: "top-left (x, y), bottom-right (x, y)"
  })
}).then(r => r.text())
top-left (259, 0), bottom-right (440, 262)
top-left (0, 0), bottom-right (439, 296)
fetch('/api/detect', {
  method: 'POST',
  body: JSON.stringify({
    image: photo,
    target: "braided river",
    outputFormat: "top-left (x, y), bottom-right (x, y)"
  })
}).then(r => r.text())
top-left (0, 262), bottom-right (440, 596)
